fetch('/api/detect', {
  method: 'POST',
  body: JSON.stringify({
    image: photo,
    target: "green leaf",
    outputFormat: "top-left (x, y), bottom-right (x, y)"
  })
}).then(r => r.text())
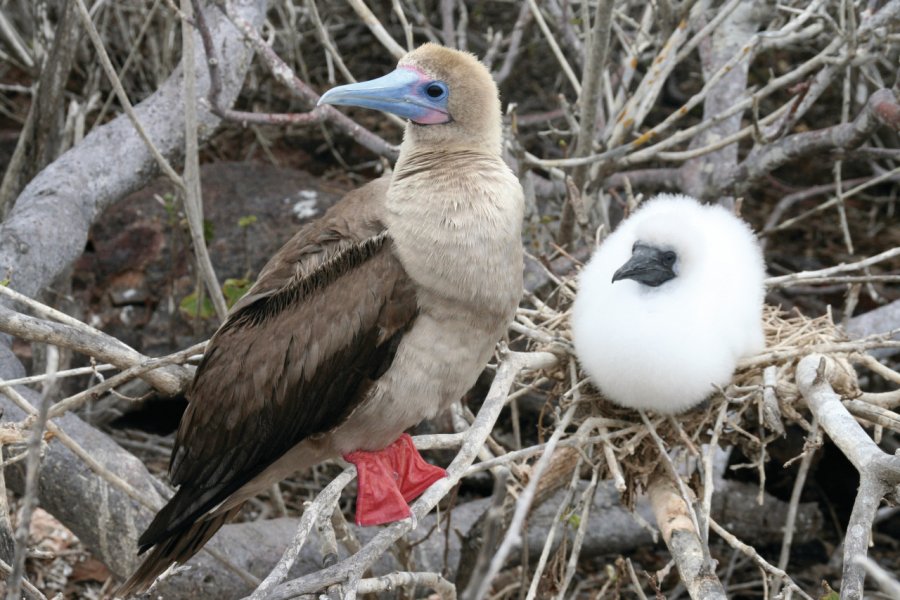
top-left (0, 278), bottom-right (9, 287)
top-left (203, 219), bottom-right (215, 243)
top-left (222, 278), bottom-right (252, 308)
top-left (237, 215), bottom-right (258, 228)
top-left (820, 582), bottom-right (839, 600)
top-left (566, 513), bottom-right (581, 529)
top-left (179, 291), bottom-right (216, 320)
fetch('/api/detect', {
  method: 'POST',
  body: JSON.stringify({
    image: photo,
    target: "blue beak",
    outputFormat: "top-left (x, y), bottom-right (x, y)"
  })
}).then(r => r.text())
top-left (317, 67), bottom-right (451, 125)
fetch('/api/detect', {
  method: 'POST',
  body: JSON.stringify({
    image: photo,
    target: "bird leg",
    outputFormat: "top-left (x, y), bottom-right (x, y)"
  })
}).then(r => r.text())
top-left (343, 434), bottom-right (446, 526)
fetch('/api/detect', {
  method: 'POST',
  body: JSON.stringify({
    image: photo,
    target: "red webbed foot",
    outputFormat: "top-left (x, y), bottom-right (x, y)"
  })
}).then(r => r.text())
top-left (343, 434), bottom-right (446, 526)
top-left (386, 433), bottom-right (447, 502)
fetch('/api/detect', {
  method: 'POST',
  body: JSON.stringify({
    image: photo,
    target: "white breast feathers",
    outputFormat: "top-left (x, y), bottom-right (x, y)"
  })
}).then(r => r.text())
top-left (572, 194), bottom-right (766, 414)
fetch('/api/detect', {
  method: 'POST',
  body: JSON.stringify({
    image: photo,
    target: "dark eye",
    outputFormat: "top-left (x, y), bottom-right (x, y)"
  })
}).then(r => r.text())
top-left (425, 82), bottom-right (447, 99)
top-left (662, 251), bottom-right (677, 266)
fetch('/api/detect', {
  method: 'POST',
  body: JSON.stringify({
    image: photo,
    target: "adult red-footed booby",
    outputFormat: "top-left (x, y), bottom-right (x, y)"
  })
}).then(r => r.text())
top-left (571, 194), bottom-right (765, 414)
top-left (120, 43), bottom-right (523, 595)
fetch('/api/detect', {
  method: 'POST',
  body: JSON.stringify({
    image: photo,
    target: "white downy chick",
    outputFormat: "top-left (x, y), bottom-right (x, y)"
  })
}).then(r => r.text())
top-left (572, 194), bottom-right (766, 414)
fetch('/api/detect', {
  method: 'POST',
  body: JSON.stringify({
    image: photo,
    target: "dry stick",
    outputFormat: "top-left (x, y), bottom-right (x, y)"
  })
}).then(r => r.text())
top-left (4, 347), bottom-right (57, 600)
top-left (556, 0), bottom-right (614, 248)
top-left (460, 468), bottom-right (511, 600)
top-left (535, 32), bottom-right (848, 172)
top-left (738, 338), bottom-right (900, 369)
top-left (765, 247), bottom-right (900, 286)
top-left (215, 1), bottom-right (399, 159)
top-left (524, 454), bottom-right (584, 600)
top-left (555, 463), bottom-right (601, 599)
top-left (1, 363), bottom-right (117, 388)
top-left (0, 443), bottom-right (14, 562)
top-left (474, 371), bottom-right (578, 600)
top-left (440, 0), bottom-right (456, 48)
top-left (796, 354), bottom-right (900, 600)
top-left (72, 0), bottom-right (183, 185)
top-left (0, 380), bottom-right (258, 587)
top-left (0, 556), bottom-right (45, 600)
top-left (605, 7), bottom-right (691, 149)
top-left (773, 423), bottom-right (820, 598)
top-left (492, 0), bottom-right (531, 84)
top-left (265, 351), bottom-right (559, 600)
top-left (525, 0), bottom-right (581, 94)
top-left (182, 0), bottom-right (227, 321)
top-left (92, 0), bottom-right (163, 128)
top-left (75, 0), bottom-right (228, 327)
top-left (0, 285), bottom-right (190, 395)
top-left (625, 557), bottom-right (650, 600)
top-left (854, 353), bottom-right (900, 387)
top-left (344, 0), bottom-right (405, 59)
top-left (355, 571), bottom-right (456, 598)
top-left (843, 400), bottom-right (900, 434)
top-left (248, 468), bottom-right (356, 599)
top-left (709, 518), bottom-right (814, 600)
top-left (647, 466), bottom-right (727, 600)
top-left (46, 342), bottom-right (206, 420)
top-left (854, 556), bottom-right (900, 598)
top-left (639, 411), bottom-right (703, 540)
top-left (390, 0), bottom-right (414, 51)
top-left (723, 88), bottom-right (900, 194)
top-left (700, 402), bottom-right (729, 548)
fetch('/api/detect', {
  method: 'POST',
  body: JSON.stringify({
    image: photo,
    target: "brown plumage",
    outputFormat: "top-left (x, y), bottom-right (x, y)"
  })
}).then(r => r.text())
top-left (119, 43), bottom-right (523, 595)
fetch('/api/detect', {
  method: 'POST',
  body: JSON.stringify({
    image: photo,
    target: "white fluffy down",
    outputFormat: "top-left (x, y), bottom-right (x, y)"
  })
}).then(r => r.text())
top-left (571, 194), bottom-right (766, 414)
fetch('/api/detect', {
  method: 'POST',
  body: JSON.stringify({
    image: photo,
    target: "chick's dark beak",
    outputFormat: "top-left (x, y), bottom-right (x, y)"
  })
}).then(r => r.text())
top-left (612, 244), bottom-right (676, 287)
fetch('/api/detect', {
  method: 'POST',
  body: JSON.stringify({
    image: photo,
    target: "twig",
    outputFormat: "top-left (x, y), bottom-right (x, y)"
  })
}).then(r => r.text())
top-left (765, 247), bottom-right (900, 286)
top-left (248, 468), bottom-right (356, 599)
top-left (773, 423), bottom-right (820, 597)
top-left (854, 556), bottom-right (900, 598)
top-left (4, 346), bottom-right (56, 600)
top-left (524, 453), bottom-right (584, 600)
top-left (796, 354), bottom-right (900, 600)
top-left (72, 0), bottom-right (185, 186)
top-left (709, 518), bottom-right (814, 600)
top-left (474, 376), bottom-right (577, 599)
top-left (356, 571), bottom-right (456, 598)
top-left (265, 351), bottom-right (559, 600)
top-left (460, 468), bottom-right (510, 600)
top-left (345, 0), bottom-right (405, 59)
top-left (0, 556), bottom-right (45, 600)
top-left (525, 0), bottom-right (581, 95)
top-left (722, 89), bottom-right (900, 195)
top-left (0, 284), bottom-right (191, 395)
top-left (557, 0), bottom-right (614, 247)
top-left (647, 466), bottom-right (727, 600)
top-left (182, 0), bottom-right (228, 321)
top-left (555, 463), bottom-right (601, 599)
top-left (216, 0), bottom-right (400, 159)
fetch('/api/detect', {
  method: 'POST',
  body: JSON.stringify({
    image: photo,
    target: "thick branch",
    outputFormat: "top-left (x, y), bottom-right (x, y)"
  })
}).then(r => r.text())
top-left (720, 89), bottom-right (900, 196)
top-left (648, 470), bottom-right (727, 600)
top-left (796, 354), bottom-right (900, 600)
top-left (0, 0), bottom-right (266, 302)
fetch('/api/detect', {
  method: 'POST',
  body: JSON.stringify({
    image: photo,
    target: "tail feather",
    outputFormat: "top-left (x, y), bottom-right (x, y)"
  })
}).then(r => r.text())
top-left (116, 505), bottom-right (242, 597)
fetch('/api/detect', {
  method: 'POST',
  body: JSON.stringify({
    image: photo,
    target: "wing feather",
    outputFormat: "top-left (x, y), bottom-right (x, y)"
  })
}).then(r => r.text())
top-left (138, 177), bottom-right (417, 550)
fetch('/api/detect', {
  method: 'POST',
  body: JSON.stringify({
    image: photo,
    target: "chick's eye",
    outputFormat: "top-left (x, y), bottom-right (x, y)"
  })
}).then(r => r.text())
top-left (425, 82), bottom-right (447, 99)
top-left (662, 251), bottom-right (677, 266)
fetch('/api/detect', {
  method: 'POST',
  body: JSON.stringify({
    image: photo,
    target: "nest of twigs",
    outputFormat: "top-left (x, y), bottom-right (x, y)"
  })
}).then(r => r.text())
top-left (513, 274), bottom-right (861, 507)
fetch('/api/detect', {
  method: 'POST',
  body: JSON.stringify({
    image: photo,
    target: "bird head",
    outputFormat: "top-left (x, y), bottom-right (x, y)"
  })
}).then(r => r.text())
top-left (611, 242), bottom-right (678, 287)
top-left (610, 213), bottom-right (701, 288)
top-left (318, 43), bottom-right (502, 153)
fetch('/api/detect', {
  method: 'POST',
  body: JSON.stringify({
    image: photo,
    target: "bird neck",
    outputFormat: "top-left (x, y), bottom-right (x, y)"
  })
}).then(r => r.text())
top-left (399, 120), bottom-right (503, 159)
